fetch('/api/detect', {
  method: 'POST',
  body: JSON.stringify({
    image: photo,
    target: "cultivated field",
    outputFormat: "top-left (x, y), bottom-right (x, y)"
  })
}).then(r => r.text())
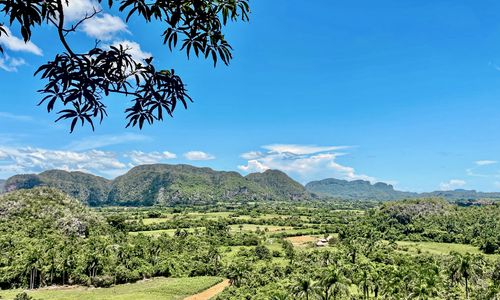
top-left (0, 277), bottom-right (223, 300)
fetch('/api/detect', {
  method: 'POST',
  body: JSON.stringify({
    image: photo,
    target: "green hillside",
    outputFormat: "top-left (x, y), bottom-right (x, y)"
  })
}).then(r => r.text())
top-left (108, 164), bottom-right (309, 206)
top-left (306, 178), bottom-right (416, 200)
top-left (4, 170), bottom-right (111, 206)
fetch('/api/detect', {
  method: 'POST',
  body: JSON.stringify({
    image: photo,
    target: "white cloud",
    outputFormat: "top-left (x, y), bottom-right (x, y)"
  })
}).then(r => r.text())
top-left (439, 179), bottom-right (466, 191)
top-left (241, 151), bottom-right (263, 160)
top-left (263, 144), bottom-right (351, 155)
top-left (0, 146), bottom-right (178, 179)
top-left (0, 55), bottom-right (26, 72)
top-left (67, 133), bottom-right (150, 151)
top-left (109, 40), bottom-right (152, 62)
top-left (475, 160), bottom-right (497, 166)
top-left (63, 0), bottom-right (128, 40)
top-left (125, 151), bottom-right (177, 165)
top-left (0, 146), bottom-right (126, 178)
top-left (63, 0), bottom-right (100, 22)
top-left (184, 151), bottom-right (215, 161)
top-left (0, 27), bottom-right (43, 56)
top-left (82, 14), bottom-right (129, 40)
top-left (238, 144), bottom-right (374, 183)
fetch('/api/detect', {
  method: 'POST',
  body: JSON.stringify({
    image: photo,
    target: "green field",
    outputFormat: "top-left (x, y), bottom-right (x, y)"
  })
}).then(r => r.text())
top-left (140, 212), bottom-right (302, 225)
top-left (396, 241), bottom-right (500, 259)
top-left (130, 224), bottom-right (292, 236)
top-left (0, 277), bottom-right (223, 300)
top-left (129, 227), bottom-right (202, 236)
top-left (228, 224), bottom-right (292, 232)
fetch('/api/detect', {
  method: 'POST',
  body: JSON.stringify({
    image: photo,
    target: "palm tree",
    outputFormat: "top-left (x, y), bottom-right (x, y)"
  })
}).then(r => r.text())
top-left (317, 268), bottom-right (350, 300)
top-left (226, 262), bottom-right (248, 287)
top-left (448, 252), bottom-right (485, 299)
top-left (292, 277), bottom-right (314, 300)
top-left (357, 264), bottom-right (373, 299)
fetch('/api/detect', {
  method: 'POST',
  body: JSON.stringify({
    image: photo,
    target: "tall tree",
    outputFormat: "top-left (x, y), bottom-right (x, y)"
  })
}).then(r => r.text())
top-left (292, 277), bottom-right (314, 300)
top-left (448, 252), bottom-right (485, 299)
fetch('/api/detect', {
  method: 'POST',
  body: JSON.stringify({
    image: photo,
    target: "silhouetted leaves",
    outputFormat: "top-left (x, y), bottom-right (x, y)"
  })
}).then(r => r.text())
top-left (0, 0), bottom-right (250, 132)
top-left (36, 45), bottom-right (191, 132)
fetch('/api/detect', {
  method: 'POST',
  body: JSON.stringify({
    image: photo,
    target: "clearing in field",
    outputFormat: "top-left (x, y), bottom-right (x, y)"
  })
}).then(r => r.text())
top-left (0, 277), bottom-right (223, 300)
top-left (396, 241), bottom-right (500, 259)
top-left (285, 235), bottom-right (319, 247)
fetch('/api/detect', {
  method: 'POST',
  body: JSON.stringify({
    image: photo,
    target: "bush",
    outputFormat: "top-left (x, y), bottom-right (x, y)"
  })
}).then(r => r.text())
top-left (91, 275), bottom-right (114, 288)
top-left (255, 245), bottom-right (272, 260)
top-left (14, 292), bottom-right (32, 300)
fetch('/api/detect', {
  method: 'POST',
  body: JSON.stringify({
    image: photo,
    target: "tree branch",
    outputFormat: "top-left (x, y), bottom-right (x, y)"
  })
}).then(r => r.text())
top-left (62, 8), bottom-right (102, 36)
top-left (55, 0), bottom-right (75, 56)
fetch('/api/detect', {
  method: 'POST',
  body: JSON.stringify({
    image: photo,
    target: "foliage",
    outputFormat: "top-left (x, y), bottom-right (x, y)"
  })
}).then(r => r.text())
top-left (1, 188), bottom-right (500, 299)
top-left (339, 198), bottom-right (500, 255)
top-left (0, 0), bottom-right (249, 131)
top-left (4, 165), bottom-right (311, 206)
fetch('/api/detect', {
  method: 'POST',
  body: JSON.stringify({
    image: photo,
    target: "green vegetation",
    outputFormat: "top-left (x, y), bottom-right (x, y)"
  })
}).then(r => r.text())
top-left (7, 166), bottom-right (500, 208)
top-left (396, 241), bottom-right (491, 257)
top-left (1, 187), bottom-right (500, 299)
top-left (0, 277), bottom-right (222, 300)
top-left (5, 165), bottom-right (310, 206)
top-left (341, 198), bottom-right (500, 254)
top-left (306, 178), bottom-right (415, 200)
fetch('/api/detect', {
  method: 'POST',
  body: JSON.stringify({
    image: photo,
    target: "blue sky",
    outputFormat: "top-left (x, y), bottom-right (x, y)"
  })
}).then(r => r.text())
top-left (2, 0), bottom-right (500, 192)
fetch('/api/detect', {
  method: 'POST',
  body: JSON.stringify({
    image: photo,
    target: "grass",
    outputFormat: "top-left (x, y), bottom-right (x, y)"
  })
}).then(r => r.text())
top-left (129, 228), bottom-right (202, 236)
top-left (130, 224), bottom-right (292, 236)
top-left (0, 277), bottom-right (223, 300)
top-left (228, 224), bottom-right (292, 233)
top-left (140, 212), bottom-right (313, 224)
top-left (396, 241), bottom-right (500, 259)
top-left (141, 218), bottom-right (171, 225)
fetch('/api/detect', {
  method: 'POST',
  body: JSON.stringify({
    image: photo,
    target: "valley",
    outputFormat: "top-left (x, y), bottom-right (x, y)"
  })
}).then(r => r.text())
top-left (0, 185), bottom-right (499, 299)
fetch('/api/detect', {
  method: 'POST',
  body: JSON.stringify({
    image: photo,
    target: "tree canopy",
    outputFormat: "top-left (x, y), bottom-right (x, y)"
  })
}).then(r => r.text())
top-left (0, 0), bottom-right (250, 132)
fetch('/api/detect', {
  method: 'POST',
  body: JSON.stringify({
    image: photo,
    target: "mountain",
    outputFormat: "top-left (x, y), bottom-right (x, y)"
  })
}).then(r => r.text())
top-left (4, 170), bottom-right (112, 206)
top-left (421, 189), bottom-right (500, 201)
top-left (246, 169), bottom-right (309, 201)
top-left (305, 178), bottom-right (416, 201)
top-left (306, 178), bottom-right (500, 201)
top-left (4, 164), bottom-right (310, 206)
top-left (0, 179), bottom-right (5, 193)
top-left (108, 164), bottom-right (309, 206)
top-left (5, 165), bottom-right (500, 205)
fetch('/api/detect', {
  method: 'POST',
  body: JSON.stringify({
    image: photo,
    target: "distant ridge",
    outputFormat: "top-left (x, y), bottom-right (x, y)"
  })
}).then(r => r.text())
top-left (305, 178), bottom-right (417, 201)
top-left (4, 165), bottom-right (500, 205)
top-left (306, 178), bottom-right (500, 202)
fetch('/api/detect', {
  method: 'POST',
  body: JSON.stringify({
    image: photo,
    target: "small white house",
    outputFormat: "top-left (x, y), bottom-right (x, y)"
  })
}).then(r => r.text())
top-left (315, 235), bottom-right (333, 247)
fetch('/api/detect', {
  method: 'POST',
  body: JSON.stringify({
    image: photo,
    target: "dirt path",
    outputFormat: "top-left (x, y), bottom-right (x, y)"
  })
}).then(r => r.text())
top-left (184, 279), bottom-right (230, 300)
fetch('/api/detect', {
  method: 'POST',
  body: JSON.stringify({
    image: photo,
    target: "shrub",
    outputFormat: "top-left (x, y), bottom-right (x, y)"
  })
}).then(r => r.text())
top-left (14, 292), bottom-right (32, 300)
top-left (91, 275), bottom-right (114, 288)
